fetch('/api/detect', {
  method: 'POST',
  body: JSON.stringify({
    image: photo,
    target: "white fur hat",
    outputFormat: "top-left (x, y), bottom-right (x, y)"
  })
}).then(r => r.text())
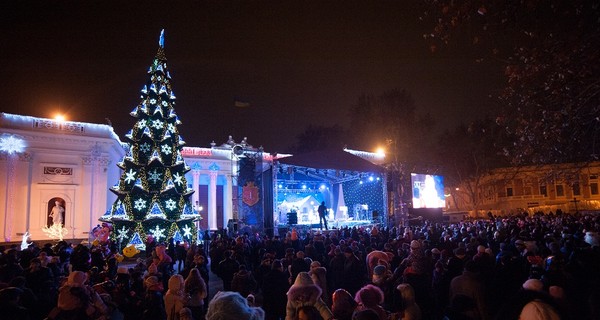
top-left (206, 291), bottom-right (265, 320)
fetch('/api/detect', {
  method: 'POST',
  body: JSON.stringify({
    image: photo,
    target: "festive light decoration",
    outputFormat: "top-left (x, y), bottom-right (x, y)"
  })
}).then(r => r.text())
top-left (20, 231), bottom-right (32, 251)
top-left (181, 225), bottom-right (192, 238)
top-left (0, 134), bottom-right (26, 154)
top-left (149, 225), bottom-right (166, 242)
top-left (41, 224), bottom-right (69, 241)
top-left (116, 226), bottom-right (129, 243)
top-left (173, 230), bottom-right (183, 243)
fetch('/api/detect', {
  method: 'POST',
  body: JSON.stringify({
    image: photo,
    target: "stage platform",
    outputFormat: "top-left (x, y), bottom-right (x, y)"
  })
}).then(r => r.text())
top-left (276, 219), bottom-right (376, 234)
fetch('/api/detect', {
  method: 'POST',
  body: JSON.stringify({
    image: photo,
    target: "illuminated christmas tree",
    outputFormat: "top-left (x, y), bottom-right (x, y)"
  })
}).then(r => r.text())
top-left (101, 30), bottom-right (200, 247)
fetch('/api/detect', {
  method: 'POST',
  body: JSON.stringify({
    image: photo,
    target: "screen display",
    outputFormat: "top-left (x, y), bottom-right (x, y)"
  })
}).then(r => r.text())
top-left (411, 173), bottom-right (445, 208)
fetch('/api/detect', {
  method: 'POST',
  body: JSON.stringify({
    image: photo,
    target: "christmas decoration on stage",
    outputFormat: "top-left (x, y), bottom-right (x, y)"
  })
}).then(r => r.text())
top-left (100, 30), bottom-right (200, 246)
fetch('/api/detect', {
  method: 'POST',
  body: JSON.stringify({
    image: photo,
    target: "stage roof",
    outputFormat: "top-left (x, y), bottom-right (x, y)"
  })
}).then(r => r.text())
top-left (277, 149), bottom-right (384, 173)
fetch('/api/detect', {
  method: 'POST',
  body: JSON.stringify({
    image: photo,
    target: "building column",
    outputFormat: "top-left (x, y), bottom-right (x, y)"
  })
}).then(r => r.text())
top-left (224, 174), bottom-right (233, 225)
top-left (192, 169), bottom-right (200, 209)
top-left (208, 170), bottom-right (218, 230)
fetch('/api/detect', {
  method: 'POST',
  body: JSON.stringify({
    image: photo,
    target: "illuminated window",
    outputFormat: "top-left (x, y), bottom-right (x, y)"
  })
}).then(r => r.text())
top-left (556, 185), bottom-right (565, 197)
top-left (591, 183), bottom-right (599, 195)
top-left (540, 185), bottom-right (547, 197)
top-left (573, 183), bottom-right (581, 196)
top-left (506, 187), bottom-right (514, 197)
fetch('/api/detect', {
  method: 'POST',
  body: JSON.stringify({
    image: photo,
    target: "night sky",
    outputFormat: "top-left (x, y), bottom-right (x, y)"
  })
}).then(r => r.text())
top-left (1, 1), bottom-right (504, 153)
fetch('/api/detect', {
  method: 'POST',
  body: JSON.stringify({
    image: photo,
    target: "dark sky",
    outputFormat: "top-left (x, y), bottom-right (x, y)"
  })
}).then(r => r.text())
top-left (1, 0), bottom-right (504, 153)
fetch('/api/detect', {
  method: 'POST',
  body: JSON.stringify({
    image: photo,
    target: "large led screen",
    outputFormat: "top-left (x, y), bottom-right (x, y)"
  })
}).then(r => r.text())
top-left (411, 173), bottom-right (445, 208)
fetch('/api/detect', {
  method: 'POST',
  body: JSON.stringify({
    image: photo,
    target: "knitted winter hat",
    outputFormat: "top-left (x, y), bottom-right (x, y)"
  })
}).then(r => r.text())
top-left (144, 276), bottom-right (161, 289)
top-left (373, 265), bottom-right (386, 276)
top-left (66, 271), bottom-right (87, 286)
top-left (148, 263), bottom-right (158, 274)
top-left (522, 279), bottom-right (544, 292)
top-left (206, 291), bottom-right (265, 320)
top-left (410, 240), bottom-right (421, 249)
top-left (355, 284), bottom-right (384, 307)
top-left (293, 272), bottom-right (314, 286)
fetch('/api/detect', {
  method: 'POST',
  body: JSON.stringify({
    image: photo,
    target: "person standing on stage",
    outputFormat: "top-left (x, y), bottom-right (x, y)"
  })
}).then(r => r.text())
top-left (318, 201), bottom-right (328, 230)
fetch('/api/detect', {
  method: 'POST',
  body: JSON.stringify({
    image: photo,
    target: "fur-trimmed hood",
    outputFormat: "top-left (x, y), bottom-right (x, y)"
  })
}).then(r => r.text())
top-left (287, 271), bottom-right (323, 304)
top-left (287, 282), bottom-right (322, 304)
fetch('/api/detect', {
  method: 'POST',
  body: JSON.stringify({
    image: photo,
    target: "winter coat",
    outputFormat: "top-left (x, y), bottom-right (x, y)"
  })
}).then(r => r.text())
top-left (286, 272), bottom-right (332, 320)
top-left (231, 269), bottom-right (258, 298)
top-left (262, 269), bottom-right (290, 320)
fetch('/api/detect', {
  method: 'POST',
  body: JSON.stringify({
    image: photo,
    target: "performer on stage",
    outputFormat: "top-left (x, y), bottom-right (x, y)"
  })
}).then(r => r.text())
top-left (318, 201), bottom-right (328, 230)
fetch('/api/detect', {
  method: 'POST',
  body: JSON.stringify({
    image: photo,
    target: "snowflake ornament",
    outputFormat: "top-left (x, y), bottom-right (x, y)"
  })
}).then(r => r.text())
top-left (148, 169), bottom-right (162, 184)
top-left (151, 119), bottom-right (163, 129)
top-left (116, 226), bottom-right (129, 243)
top-left (181, 225), bottom-right (192, 238)
top-left (173, 172), bottom-right (184, 186)
top-left (139, 142), bottom-right (151, 153)
top-left (133, 198), bottom-right (147, 211)
top-left (165, 199), bottom-right (177, 211)
top-left (149, 225), bottom-right (166, 242)
top-left (161, 144), bottom-right (172, 155)
top-left (0, 135), bottom-right (26, 154)
top-left (124, 169), bottom-right (137, 184)
top-left (137, 119), bottom-right (147, 129)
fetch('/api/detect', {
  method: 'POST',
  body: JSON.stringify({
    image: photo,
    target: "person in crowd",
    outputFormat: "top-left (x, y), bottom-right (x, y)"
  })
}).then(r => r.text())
top-left (52, 270), bottom-right (108, 320)
top-left (331, 288), bottom-right (358, 320)
top-left (141, 276), bottom-right (166, 320)
top-left (448, 260), bottom-right (488, 320)
top-left (354, 284), bottom-right (388, 320)
top-left (216, 250), bottom-right (240, 291)
top-left (261, 259), bottom-right (290, 320)
top-left (184, 268), bottom-right (207, 320)
top-left (286, 272), bottom-right (332, 320)
top-left (340, 247), bottom-right (365, 296)
top-left (206, 291), bottom-right (265, 320)
top-left (0, 286), bottom-right (30, 320)
top-left (164, 274), bottom-right (189, 320)
top-left (308, 261), bottom-right (329, 305)
top-left (231, 264), bottom-right (257, 299)
top-left (395, 283), bottom-right (422, 320)
top-left (289, 251), bottom-right (310, 285)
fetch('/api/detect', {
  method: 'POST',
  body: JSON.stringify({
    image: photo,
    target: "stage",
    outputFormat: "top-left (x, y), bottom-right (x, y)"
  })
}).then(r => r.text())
top-left (276, 218), bottom-right (377, 235)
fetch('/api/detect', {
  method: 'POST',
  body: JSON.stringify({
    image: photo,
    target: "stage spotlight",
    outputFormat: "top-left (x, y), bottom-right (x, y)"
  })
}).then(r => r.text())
top-left (319, 184), bottom-right (326, 190)
top-left (302, 184), bottom-right (307, 189)
top-left (359, 181), bottom-right (364, 184)
top-left (278, 184), bottom-right (283, 188)
top-left (369, 176), bottom-right (374, 182)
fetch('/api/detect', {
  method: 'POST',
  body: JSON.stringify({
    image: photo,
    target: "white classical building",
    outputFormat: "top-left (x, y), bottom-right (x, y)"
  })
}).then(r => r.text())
top-left (0, 113), bottom-right (276, 243)
top-left (0, 113), bottom-right (125, 242)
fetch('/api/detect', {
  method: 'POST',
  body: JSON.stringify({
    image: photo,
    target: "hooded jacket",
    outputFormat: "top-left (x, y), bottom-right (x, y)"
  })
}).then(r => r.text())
top-left (286, 272), bottom-right (332, 320)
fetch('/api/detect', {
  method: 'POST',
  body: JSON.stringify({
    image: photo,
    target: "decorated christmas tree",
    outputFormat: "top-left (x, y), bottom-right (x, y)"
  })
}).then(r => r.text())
top-left (101, 30), bottom-right (200, 247)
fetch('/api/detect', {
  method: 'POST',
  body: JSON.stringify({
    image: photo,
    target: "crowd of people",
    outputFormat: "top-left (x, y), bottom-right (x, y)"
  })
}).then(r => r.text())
top-left (0, 211), bottom-right (599, 320)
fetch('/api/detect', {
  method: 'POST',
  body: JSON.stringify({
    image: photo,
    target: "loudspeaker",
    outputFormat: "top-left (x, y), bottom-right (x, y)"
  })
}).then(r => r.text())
top-left (287, 211), bottom-right (298, 225)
